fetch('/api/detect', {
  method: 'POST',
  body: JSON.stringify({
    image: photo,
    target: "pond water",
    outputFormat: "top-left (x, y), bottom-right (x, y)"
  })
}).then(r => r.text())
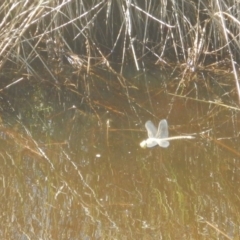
top-left (0, 68), bottom-right (239, 239)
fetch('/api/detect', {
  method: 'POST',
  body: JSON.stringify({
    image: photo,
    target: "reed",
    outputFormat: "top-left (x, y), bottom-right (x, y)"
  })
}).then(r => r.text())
top-left (0, 0), bottom-right (240, 95)
top-left (1, 1), bottom-right (239, 67)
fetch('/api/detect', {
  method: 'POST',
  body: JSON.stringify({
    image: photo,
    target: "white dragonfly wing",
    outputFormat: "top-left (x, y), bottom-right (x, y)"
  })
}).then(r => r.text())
top-left (157, 140), bottom-right (170, 148)
top-left (147, 139), bottom-right (159, 148)
top-left (148, 142), bottom-right (159, 147)
top-left (145, 120), bottom-right (157, 138)
top-left (156, 119), bottom-right (169, 138)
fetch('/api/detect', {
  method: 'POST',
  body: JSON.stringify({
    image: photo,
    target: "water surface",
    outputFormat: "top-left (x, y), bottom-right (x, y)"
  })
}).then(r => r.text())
top-left (0, 69), bottom-right (239, 239)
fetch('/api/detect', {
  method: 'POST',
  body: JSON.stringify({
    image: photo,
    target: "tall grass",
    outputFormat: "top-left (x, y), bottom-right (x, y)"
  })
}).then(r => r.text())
top-left (0, 0), bottom-right (240, 97)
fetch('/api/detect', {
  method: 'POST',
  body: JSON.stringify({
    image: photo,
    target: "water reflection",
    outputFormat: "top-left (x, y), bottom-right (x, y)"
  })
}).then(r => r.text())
top-left (0, 71), bottom-right (239, 239)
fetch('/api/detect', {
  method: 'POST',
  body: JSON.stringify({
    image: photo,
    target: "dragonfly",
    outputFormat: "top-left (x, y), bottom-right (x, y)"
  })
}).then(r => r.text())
top-left (140, 119), bottom-right (195, 148)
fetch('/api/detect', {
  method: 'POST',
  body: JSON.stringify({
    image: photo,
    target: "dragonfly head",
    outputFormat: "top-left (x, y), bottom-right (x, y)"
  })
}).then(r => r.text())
top-left (140, 140), bottom-right (148, 149)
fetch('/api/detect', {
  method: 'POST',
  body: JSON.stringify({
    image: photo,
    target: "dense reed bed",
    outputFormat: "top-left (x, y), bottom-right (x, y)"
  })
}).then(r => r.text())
top-left (1, 0), bottom-right (240, 74)
top-left (0, 1), bottom-right (240, 239)
top-left (0, 0), bottom-right (239, 136)
top-left (0, 0), bottom-right (239, 129)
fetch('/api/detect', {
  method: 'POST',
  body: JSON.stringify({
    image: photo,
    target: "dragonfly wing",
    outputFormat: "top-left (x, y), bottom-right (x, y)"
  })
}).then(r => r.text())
top-left (156, 119), bottom-right (169, 138)
top-left (147, 139), bottom-right (159, 148)
top-left (145, 120), bottom-right (157, 138)
top-left (158, 140), bottom-right (170, 148)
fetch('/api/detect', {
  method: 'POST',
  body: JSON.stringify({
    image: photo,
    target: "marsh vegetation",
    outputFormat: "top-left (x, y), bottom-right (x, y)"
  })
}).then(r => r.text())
top-left (0, 0), bottom-right (240, 239)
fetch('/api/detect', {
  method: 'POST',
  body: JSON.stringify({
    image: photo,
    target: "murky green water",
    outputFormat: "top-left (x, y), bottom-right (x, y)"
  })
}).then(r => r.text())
top-left (0, 69), bottom-right (239, 239)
